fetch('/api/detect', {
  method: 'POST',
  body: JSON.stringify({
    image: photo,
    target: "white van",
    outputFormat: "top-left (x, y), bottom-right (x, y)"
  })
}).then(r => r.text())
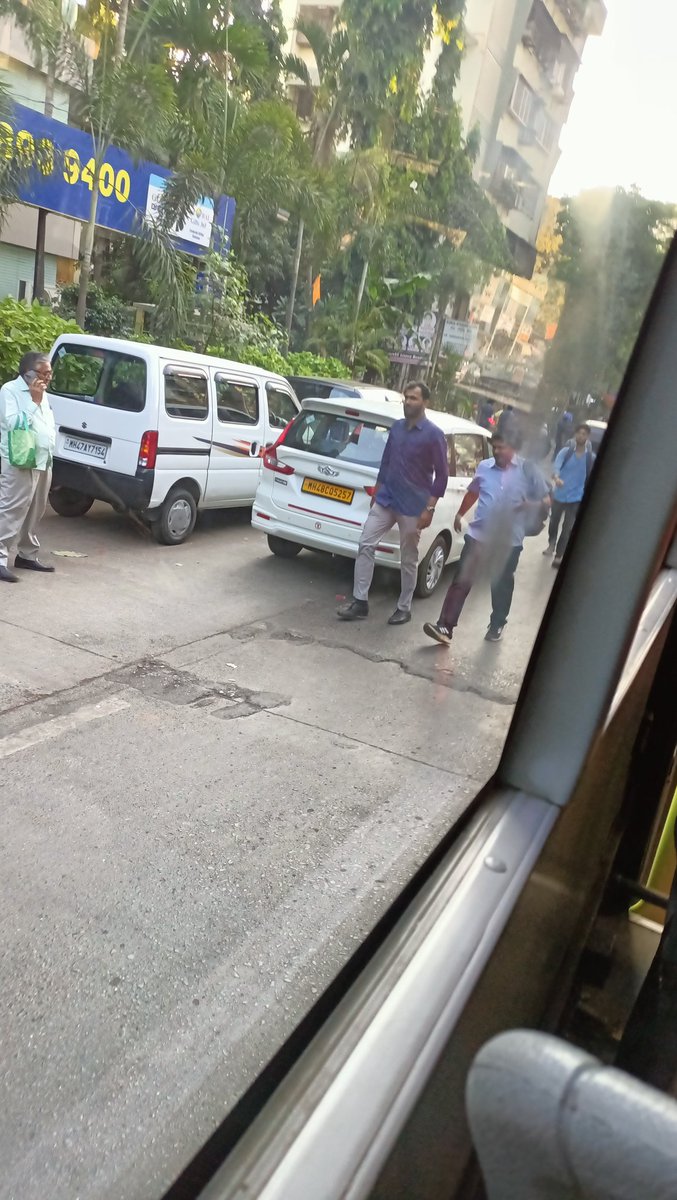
top-left (46, 335), bottom-right (300, 544)
top-left (252, 395), bottom-right (491, 596)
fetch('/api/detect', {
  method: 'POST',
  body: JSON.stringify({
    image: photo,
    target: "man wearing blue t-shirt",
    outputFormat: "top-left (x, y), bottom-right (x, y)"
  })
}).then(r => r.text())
top-left (544, 423), bottom-right (595, 568)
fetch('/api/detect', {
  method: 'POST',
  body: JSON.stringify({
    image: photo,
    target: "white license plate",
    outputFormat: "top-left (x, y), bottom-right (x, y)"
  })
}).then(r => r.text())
top-left (64, 435), bottom-right (108, 462)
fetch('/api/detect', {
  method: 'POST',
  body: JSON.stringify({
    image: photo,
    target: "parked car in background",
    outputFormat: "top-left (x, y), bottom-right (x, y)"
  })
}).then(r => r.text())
top-left (585, 419), bottom-right (608, 453)
top-left (46, 335), bottom-right (300, 545)
top-left (252, 395), bottom-right (490, 597)
top-left (286, 375), bottom-right (403, 405)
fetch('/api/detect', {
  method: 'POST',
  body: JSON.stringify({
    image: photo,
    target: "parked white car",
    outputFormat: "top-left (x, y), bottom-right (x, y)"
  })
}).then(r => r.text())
top-left (252, 395), bottom-right (491, 596)
top-left (46, 335), bottom-right (300, 544)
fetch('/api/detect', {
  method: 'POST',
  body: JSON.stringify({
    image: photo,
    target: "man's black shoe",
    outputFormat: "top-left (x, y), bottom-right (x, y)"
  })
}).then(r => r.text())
top-left (388, 608), bottom-right (411, 625)
top-left (423, 621), bottom-right (452, 646)
top-left (485, 624), bottom-right (504, 642)
top-left (337, 599), bottom-right (369, 620)
top-left (0, 565), bottom-right (19, 583)
top-left (14, 557), bottom-right (55, 573)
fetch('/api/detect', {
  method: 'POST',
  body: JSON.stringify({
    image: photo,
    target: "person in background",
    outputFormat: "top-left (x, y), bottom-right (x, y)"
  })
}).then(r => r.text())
top-left (0, 351), bottom-right (56, 583)
top-left (524, 418), bottom-right (551, 462)
top-left (423, 429), bottom-right (549, 646)
top-left (496, 403), bottom-right (517, 440)
top-left (544, 423), bottom-right (595, 568)
top-left (337, 380), bottom-right (448, 626)
top-left (554, 408), bottom-right (574, 454)
top-left (477, 397), bottom-right (495, 430)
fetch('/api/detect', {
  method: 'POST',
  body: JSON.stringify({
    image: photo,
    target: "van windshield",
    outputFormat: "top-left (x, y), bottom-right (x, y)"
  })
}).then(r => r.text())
top-left (50, 344), bottom-right (147, 413)
top-left (285, 409), bottom-right (391, 467)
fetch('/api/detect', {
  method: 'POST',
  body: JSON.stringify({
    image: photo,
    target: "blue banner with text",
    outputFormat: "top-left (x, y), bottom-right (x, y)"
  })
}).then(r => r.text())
top-left (2, 102), bottom-right (235, 256)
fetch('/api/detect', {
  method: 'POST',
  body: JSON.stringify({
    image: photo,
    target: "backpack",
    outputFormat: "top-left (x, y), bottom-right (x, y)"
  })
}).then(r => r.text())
top-left (522, 459), bottom-right (549, 537)
top-left (561, 442), bottom-right (594, 481)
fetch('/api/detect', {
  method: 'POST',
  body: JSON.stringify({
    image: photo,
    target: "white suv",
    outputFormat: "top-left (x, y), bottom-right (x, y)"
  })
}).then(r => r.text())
top-left (252, 395), bottom-right (490, 596)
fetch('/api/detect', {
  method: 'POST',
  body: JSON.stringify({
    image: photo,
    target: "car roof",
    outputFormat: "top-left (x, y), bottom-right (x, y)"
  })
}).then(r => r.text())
top-left (288, 375), bottom-right (403, 402)
top-left (298, 395), bottom-right (488, 439)
top-left (51, 334), bottom-right (292, 387)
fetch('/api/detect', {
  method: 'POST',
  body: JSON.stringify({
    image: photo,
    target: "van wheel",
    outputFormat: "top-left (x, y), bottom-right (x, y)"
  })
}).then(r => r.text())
top-left (153, 489), bottom-right (197, 545)
top-left (415, 535), bottom-right (448, 598)
top-left (49, 487), bottom-right (94, 518)
top-left (268, 535), bottom-right (302, 558)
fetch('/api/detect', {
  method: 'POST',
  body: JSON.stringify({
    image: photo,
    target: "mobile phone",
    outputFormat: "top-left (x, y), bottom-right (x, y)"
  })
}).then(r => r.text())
top-left (24, 370), bottom-right (37, 384)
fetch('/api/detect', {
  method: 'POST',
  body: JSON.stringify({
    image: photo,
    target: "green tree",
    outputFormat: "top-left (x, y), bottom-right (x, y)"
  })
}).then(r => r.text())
top-left (540, 188), bottom-right (676, 403)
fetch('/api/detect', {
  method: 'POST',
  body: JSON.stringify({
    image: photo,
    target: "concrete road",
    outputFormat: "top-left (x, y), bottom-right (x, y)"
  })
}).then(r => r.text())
top-left (0, 502), bottom-right (555, 1200)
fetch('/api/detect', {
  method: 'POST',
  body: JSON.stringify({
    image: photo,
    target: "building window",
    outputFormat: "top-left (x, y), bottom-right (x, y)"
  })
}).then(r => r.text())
top-left (510, 76), bottom-right (534, 126)
top-left (534, 107), bottom-right (558, 153)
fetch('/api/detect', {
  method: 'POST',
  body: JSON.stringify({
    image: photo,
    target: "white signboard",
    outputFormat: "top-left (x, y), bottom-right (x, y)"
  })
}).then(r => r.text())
top-left (441, 319), bottom-right (477, 356)
top-left (145, 173), bottom-right (214, 250)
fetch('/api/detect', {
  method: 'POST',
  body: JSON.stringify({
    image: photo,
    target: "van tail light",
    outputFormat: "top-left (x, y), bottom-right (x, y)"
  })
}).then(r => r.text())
top-left (364, 485), bottom-right (377, 497)
top-left (138, 430), bottom-right (158, 470)
top-left (262, 420), bottom-right (295, 476)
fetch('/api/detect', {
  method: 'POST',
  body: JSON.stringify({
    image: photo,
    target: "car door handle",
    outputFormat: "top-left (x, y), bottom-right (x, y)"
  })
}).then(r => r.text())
top-left (249, 442), bottom-right (260, 457)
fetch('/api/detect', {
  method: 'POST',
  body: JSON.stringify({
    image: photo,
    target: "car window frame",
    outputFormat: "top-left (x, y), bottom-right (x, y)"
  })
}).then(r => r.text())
top-left (163, 364), bottom-right (210, 423)
top-left (213, 373), bottom-right (261, 428)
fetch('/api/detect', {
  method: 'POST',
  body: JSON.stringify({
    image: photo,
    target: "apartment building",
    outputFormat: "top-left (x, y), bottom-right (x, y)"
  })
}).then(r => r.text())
top-left (281, 0), bottom-right (606, 275)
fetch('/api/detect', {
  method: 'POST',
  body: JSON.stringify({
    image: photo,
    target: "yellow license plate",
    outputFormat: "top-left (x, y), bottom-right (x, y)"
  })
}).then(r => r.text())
top-left (302, 477), bottom-right (355, 504)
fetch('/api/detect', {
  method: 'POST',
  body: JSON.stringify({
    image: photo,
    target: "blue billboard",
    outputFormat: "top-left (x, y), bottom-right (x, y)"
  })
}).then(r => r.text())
top-left (1, 102), bottom-right (236, 256)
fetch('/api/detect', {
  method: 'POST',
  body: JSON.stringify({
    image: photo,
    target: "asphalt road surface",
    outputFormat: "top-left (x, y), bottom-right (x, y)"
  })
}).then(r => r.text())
top-left (0, 502), bottom-right (555, 1200)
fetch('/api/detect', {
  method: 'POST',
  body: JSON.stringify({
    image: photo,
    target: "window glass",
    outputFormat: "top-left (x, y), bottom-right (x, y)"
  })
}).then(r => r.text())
top-left (446, 435), bottom-right (457, 477)
top-left (164, 368), bottom-right (209, 421)
top-left (285, 409), bottom-right (390, 466)
top-left (216, 376), bottom-right (259, 426)
top-left (50, 346), bottom-right (147, 412)
top-left (454, 434), bottom-right (486, 476)
top-left (266, 385), bottom-right (297, 430)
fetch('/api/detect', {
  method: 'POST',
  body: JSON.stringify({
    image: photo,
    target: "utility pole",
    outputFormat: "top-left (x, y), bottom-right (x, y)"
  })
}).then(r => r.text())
top-left (33, 57), bottom-right (55, 304)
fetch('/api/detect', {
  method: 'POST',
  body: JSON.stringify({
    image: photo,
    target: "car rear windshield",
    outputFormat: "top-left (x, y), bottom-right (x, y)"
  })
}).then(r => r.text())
top-left (285, 409), bottom-right (390, 467)
top-left (50, 345), bottom-right (147, 413)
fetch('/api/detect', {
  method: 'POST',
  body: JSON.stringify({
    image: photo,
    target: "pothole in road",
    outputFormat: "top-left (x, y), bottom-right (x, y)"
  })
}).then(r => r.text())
top-left (115, 659), bottom-right (288, 720)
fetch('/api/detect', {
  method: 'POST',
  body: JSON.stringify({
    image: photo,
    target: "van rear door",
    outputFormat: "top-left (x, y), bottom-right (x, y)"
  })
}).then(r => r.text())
top-left (49, 342), bottom-right (149, 478)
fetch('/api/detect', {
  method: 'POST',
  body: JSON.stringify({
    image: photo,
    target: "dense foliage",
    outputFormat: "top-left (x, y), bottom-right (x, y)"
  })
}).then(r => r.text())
top-left (0, 298), bottom-right (80, 385)
top-left (0, 0), bottom-right (510, 388)
top-left (540, 188), bottom-right (677, 403)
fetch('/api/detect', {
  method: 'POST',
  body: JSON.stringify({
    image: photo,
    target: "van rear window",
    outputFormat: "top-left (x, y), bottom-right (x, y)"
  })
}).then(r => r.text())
top-left (50, 345), bottom-right (147, 413)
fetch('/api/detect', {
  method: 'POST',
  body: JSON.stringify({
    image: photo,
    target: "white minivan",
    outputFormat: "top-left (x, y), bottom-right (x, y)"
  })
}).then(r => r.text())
top-left (252, 395), bottom-right (491, 596)
top-left (46, 335), bottom-right (300, 544)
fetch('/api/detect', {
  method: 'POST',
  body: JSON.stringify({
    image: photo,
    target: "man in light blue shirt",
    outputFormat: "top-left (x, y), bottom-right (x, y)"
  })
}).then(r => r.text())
top-left (0, 351), bottom-right (56, 583)
top-left (423, 429), bottom-right (549, 645)
top-left (543, 423), bottom-right (595, 568)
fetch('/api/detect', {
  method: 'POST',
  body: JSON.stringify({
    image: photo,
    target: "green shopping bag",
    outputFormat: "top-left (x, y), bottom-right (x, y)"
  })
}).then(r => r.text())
top-left (8, 412), bottom-right (37, 469)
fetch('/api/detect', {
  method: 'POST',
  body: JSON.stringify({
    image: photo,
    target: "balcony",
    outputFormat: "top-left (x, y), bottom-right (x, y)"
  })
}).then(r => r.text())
top-left (522, 0), bottom-right (577, 99)
top-left (553, 0), bottom-right (606, 37)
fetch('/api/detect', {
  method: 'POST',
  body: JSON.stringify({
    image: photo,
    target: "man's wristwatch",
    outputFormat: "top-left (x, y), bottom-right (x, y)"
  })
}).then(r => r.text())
top-left (426, 505), bottom-right (436, 512)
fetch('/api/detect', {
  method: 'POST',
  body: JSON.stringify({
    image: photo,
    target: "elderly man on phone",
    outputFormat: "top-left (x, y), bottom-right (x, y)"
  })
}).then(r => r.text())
top-left (0, 350), bottom-right (56, 583)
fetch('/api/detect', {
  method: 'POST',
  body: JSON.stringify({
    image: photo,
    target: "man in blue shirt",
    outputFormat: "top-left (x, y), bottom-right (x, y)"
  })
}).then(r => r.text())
top-left (423, 430), bottom-right (549, 646)
top-left (544, 423), bottom-right (594, 568)
top-left (337, 381), bottom-right (448, 625)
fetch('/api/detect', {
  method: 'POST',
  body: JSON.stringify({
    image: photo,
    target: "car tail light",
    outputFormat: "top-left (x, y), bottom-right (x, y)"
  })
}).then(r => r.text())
top-left (138, 430), bottom-right (158, 469)
top-left (262, 421), bottom-right (295, 475)
top-left (364, 485), bottom-right (377, 497)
